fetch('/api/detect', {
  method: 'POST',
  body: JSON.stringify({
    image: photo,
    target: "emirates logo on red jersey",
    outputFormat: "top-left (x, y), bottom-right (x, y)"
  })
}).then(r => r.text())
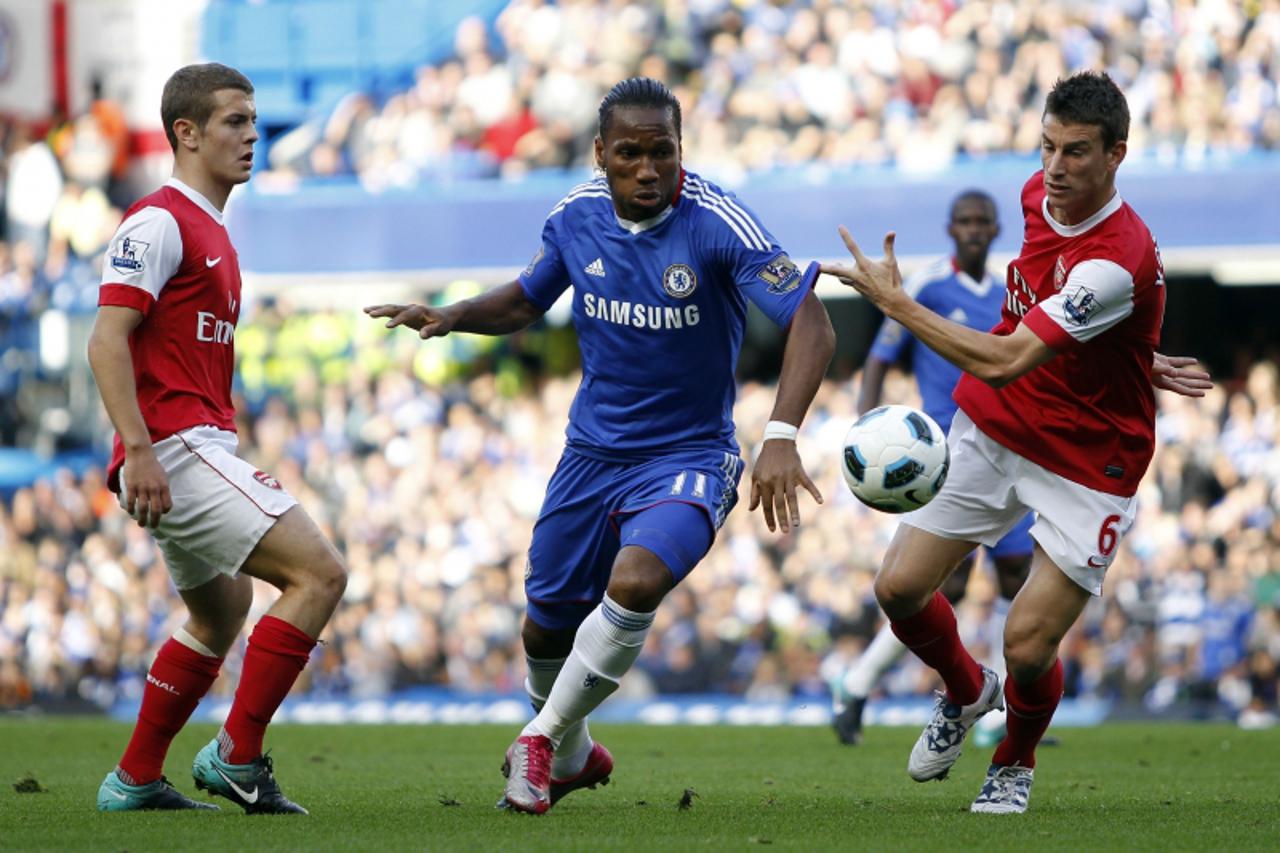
top-left (254, 470), bottom-right (282, 490)
top-left (1053, 255), bottom-right (1067, 291)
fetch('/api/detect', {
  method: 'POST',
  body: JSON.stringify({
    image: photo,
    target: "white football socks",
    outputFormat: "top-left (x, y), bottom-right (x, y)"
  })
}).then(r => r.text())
top-left (843, 621), bottom-right (908, 699)
top-left (524, 595), bottom-right (654, 747)
top-left (987, 596), bottom-right (1012, 680)
top-left (976, 597), bottom-right (1013, 734)
top-left (525, 656), bottom-right (593, 779)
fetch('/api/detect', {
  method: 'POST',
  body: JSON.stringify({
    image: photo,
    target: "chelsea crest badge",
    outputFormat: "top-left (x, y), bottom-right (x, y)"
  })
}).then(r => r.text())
top-left (662, 264), bottom-right (697, 299)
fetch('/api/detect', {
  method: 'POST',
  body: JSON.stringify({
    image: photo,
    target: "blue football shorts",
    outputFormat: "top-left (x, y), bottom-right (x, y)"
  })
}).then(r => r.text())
top-left (524, 447), bottom-right (744, 631)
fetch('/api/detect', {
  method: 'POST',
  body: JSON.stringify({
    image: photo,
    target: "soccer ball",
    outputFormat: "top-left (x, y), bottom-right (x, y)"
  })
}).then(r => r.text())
top-left (841, 405), bottom-right (950, 514)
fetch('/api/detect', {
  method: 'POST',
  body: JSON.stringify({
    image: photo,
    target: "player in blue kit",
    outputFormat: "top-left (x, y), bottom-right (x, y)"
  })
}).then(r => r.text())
top-left (831, 191), bottom-right (1033, 747)
top-left (365, 77), bottom-right (835, 814)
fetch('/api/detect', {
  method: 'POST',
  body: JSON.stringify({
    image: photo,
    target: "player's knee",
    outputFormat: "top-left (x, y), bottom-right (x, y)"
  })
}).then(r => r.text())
top-left (1002, 626), bottom-right (1057, 683)
top-left (606, 562), bottom-right (669, 613)
top-left (318, 555), bottom-right (348, 606)
top-left (873, 569), bottom-right (930, 618)
top-left (300, 548), bottom-right (347, 609)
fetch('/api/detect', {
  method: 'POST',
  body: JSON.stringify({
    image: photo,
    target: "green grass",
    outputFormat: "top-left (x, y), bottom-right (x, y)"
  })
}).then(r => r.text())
top-left (1, 719), bottom-right (1277, 851)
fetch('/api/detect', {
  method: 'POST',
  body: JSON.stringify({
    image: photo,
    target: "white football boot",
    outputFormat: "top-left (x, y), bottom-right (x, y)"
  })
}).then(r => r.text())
top-left (907, 665), bottom-right (1003, 782)
top-left (970, 764), bottom-right (1034, 814)
top-left (500, 734), bottom-right (554, 814)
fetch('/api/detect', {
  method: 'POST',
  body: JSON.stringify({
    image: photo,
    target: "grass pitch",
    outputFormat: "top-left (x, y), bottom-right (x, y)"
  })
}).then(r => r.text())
top-left (1, 719), bottom-right (1276, 851)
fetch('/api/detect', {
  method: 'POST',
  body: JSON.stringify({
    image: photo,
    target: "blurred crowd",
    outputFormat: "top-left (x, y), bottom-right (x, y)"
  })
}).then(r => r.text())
top-left (1, 0), bottom-right (1278, 727)
top-left (1, 307), bottom-right (1276, 728)
top-left (3, 1), bottom-right (1279, 424)
top-left (0, 87), bottom-right (132, 445)
top-left (263, 0), bottom-right (1280, 186)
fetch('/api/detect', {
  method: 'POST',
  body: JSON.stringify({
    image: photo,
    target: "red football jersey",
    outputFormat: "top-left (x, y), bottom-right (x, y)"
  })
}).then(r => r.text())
top-left (98, 179), bottom-right (241, 491)
top-left (954, 171), bottom-right (1165, 496)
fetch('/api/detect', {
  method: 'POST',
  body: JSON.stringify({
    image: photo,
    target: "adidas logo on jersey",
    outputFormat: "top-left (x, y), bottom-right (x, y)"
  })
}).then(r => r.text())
top-left (584, 258), bottom-right (606, 277)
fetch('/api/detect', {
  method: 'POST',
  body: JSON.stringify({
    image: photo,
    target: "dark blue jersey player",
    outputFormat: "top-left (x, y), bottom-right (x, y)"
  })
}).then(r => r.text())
top-left (366, 78), bottom-right (835, 814)
top-left (831, 191), bottom-right (1034, 748)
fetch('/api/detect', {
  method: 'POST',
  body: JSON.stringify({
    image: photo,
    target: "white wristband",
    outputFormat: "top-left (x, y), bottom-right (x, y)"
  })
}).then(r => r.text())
top-left (762, 420), bottom-right (799, 442)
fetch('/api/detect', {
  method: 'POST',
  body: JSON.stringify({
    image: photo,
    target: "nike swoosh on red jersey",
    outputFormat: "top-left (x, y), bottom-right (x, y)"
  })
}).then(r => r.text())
top-left (205, 256), bottom-right (222, 268)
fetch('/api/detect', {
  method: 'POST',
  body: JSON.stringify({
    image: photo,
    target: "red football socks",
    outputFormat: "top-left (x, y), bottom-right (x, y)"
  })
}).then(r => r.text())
top-left (118, 637), bottom-right (223, 785)
top-left (219, 615), bottom-right (316, 765)
top-left (993, 658), bottom-right (1064, 769)
top-left (890, 590), bottom-right (984, 706)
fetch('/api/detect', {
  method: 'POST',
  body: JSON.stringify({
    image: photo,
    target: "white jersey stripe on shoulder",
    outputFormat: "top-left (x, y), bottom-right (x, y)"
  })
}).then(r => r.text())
top-left (687, 177), bottom-right (769, 248)
top-left (565, 176), bottom-right (607, 195)
top-left (572, 178), bottom-right (608, 195)
top-left (550, 190), bottom-right (612, 217)
top-left (553, 182), bottom-right (609, 204)
top-left (685, 178), bottom-right (770, 250)
top-left (685, 180), bottom-right (760, 243)
top-left (685, 186), bottom-right (770, 252)
top-left (550, 190), bottom-right (611, 212)
top-left (685, 186), bottom-right (769, 252)
top-left (550, 178), bottom-right (609, 209)
top-left (686, 191), bottom-right (761, 250)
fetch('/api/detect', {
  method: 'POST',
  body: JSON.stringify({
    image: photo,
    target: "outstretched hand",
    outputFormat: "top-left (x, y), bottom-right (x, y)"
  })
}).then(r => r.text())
top-left (1151, 352), bottom-right (1212, 397)
top-left (364, 303), bottom-right (456, 339)
top-left (819, 227), bottom-right (904, 310)
top-left (749, 440), bottom-right (823, 534)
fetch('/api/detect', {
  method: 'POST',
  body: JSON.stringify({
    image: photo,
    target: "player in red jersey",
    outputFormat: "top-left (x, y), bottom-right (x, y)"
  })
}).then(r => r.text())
top-left (822, 71), bottom-right (1211, 813)
top-left (89, 64), bottom-right (347, 815)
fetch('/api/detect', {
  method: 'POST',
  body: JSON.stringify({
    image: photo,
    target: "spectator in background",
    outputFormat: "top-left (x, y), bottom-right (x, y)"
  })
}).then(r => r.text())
top-left (88, 77), bottom-right (133, 208)
top-left (4, 125), bottom-right (63, 263)
top-left (261, 0), bottom-right (1280, 185)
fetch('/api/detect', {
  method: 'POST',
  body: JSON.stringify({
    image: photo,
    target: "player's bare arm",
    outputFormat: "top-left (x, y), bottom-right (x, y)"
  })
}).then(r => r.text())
top-left (822, 228), bottom-right (1056, 388)
top-left (749, 291), bottom-right (835, 534)
top-left (365, 280), bottom-right (544, 339)
top-left (1151, 352), bottom-right (1212, 397)
top-left (87, 306), bottom-right (172, 528)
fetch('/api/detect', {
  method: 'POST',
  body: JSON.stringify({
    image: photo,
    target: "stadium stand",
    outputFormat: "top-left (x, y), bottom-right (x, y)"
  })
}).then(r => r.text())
top-left (0, 0), bottom-right (1277, 728)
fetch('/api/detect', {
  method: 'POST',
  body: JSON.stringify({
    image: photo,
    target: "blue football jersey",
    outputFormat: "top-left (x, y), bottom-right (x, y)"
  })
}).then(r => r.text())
top-left (519, 172), bottom-right (817, 459)
top-left (867, 257), bottom-right (1003, 434)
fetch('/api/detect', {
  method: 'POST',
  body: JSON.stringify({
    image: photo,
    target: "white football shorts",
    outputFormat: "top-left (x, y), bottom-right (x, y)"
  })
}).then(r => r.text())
top-left (119, 425), bottom-right (297, 590)
top-left (904, 411), bottom-right (1137, 595)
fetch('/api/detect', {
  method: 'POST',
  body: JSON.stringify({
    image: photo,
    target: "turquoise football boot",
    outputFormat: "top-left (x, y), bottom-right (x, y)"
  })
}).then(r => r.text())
top-left (192, 739), bottom-right (307, 815)
top-left (96, 770), bottom-right (219, 812)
